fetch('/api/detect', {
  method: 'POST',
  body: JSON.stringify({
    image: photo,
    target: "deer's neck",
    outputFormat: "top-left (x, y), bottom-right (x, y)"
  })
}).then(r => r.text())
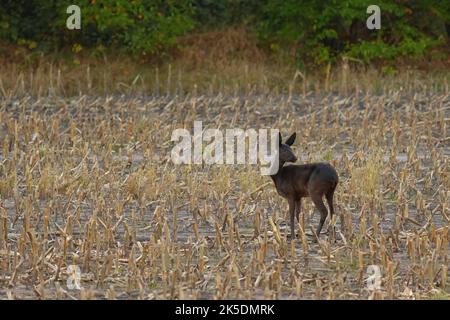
top-left (270, 160), bottom-right (286, 183)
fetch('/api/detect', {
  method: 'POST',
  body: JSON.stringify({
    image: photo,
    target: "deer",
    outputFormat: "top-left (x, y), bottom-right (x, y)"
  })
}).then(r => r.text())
top-left (270, 132), bottom-right (339, 240)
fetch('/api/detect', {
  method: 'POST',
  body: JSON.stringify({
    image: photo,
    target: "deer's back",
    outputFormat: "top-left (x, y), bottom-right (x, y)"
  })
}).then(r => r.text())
top-left (274, 162), bottom-right (338, 199)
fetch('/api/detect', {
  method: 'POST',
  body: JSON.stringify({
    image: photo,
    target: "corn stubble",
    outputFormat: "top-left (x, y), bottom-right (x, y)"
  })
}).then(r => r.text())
top-left (0, 84), bottom-right (449, 300)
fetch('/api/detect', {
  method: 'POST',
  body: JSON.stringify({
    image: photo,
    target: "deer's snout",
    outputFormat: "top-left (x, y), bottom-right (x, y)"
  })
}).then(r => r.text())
top-left (291, 155), bottom-right (298, 162)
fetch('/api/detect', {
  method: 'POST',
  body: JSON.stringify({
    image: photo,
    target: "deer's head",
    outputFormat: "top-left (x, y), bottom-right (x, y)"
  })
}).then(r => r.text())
top-left (278, 132), bottom-right (297, 164)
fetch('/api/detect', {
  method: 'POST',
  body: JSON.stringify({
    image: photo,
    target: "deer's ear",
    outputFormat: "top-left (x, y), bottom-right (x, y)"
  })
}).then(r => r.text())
top-left (285, 132), bottom-right (296, 146)
top-left (278, 132), bottom-right (282, 145)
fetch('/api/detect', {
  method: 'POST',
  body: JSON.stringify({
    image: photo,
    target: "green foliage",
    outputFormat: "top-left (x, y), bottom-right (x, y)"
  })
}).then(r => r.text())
top-left (0, 0), bottom-right (448, 63)
top-left (0, 0), bottom-right (195, 57)
top-left (192, 0), bottom-right (261, 28)
top-left (81, 0), bottom-right (194, 56)
top-left (0, 0), bottom-right (65, 45)
top-left (258, 0), bottom-right (449, 65)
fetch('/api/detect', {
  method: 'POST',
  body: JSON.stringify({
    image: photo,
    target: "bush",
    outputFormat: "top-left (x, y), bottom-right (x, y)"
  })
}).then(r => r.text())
top-left (257, 0), bottom-right (450, 65)
top-left (0, 0), bottom-right (195, 57)
top-left (191, 0), bottom-right (261, 29)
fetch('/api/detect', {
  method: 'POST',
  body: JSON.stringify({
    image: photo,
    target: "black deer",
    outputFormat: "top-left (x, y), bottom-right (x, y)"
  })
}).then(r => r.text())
top-left (270, 132), bottom-right (339, 240)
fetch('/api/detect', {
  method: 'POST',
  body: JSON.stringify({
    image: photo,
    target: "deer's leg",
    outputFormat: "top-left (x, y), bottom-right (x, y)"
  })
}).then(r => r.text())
top-left (325, 189), bottom-right (336, 240)
top-left (325, 190), bottom-right (334, 219)
top-left (288, 198), bottom-right (295, 239)
top-left (311, 193), bottom-right (328, 238)
top-left (295, 198), bottom-right (301, 222)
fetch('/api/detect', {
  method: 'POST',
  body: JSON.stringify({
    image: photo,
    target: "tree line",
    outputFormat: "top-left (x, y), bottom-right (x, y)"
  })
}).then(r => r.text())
top-left (1, 0), bottom-right (449, 65)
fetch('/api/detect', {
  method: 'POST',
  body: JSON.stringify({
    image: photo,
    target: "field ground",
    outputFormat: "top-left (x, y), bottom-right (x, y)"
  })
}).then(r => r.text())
top-left (0, 91), bottom-right (449, 299)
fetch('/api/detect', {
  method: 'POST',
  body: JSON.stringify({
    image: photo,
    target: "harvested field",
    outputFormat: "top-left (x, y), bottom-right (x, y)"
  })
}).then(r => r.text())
top-left (0, 92), bottom-right (449, 299)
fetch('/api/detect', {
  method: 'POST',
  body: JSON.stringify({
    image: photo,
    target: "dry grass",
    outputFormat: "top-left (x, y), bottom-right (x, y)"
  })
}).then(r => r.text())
top-left (0, 72), bottom-right (449, 300)
top-left (1, 28), bottom-right (449, 98)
